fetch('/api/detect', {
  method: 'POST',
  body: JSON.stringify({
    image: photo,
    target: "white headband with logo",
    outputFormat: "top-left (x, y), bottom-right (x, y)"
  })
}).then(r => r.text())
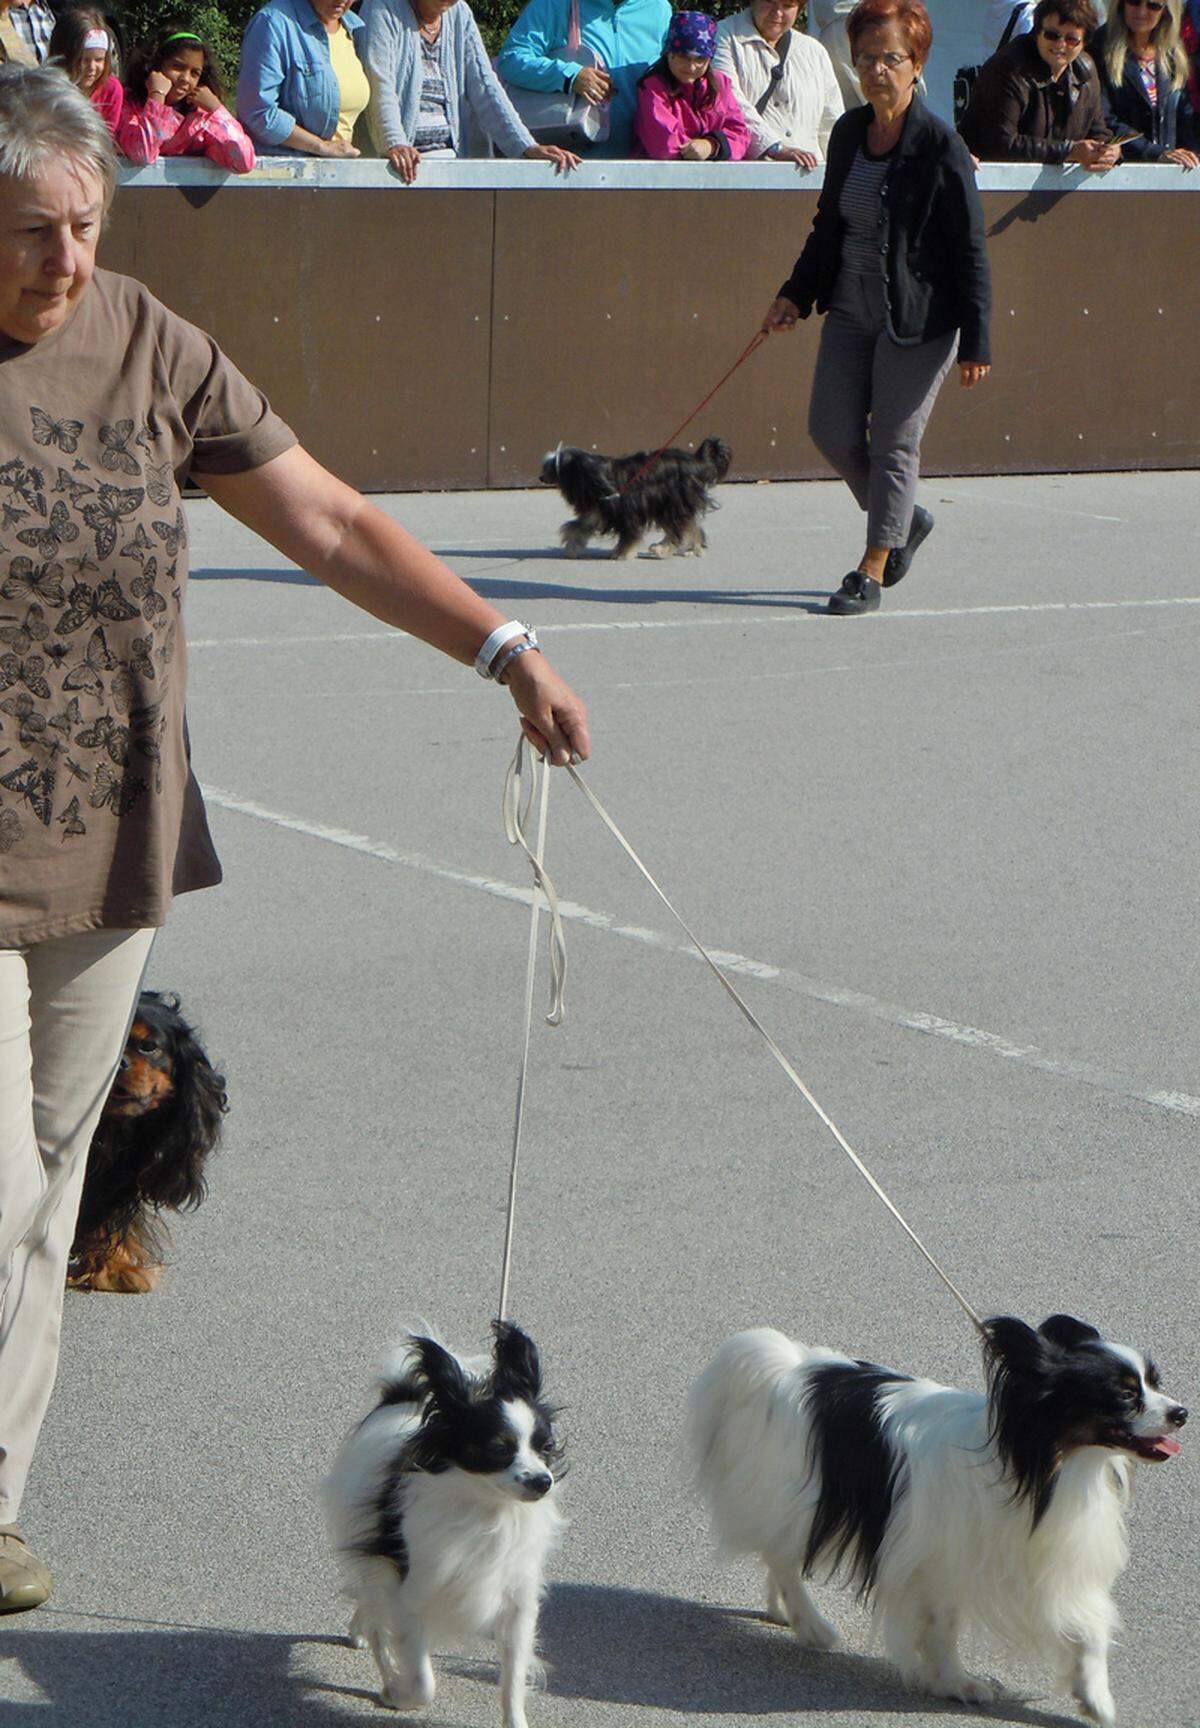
top-left (84, 29), bottom-right (109, 50)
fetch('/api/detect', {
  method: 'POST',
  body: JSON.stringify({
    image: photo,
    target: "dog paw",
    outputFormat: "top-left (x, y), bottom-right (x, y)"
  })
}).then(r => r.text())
top-left (937, 1673), bottom-right (996, 1706)
top-left (380, 1679), bottom-right (434, 1711)
top-left (791, 1615), bottom-right (839, 1651)
top-left (645, 539), bottom-right (673, 559)
top-left (1074, 1685), bottom-right (1116, 1727)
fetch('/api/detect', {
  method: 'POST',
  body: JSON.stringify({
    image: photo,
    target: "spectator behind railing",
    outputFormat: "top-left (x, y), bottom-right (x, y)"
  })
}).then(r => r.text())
top-left (0, 1), bottom-right (53, 66)
top-left (959, 0), bottom-right (1119, 165)
top-left (496, 0), bottom-right (670, 157)
top-left (1182, 0), bottom-right (1200, 107)
top-left (47, 8), bottom-right (123, 136)
top-left (807, 0), bottom-right (862, 107)
top-left (634, 11), bottom-right (750, 159)
top-left (361, 0), bottom-right (578, 181)
top-left (238, 0), bottom-right (369, 157)
top-left (1093, 0), bottom-right (1198, 164)
top-left (119, 25), bottom-right (256, 170)
top-left (714, 0), bottom-right (844, 165)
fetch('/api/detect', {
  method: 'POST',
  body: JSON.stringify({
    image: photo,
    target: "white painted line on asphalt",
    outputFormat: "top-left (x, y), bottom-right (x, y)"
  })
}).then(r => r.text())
top-left (187, 593), bottom-right (1200, 650)
top-left (939, 488), bottom-right (1126, 524)
top-left (201, 783), bottom-right (1200, 1122)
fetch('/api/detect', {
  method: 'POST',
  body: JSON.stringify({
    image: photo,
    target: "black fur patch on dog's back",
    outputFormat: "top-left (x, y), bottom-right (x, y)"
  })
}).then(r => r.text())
top-left (801, 1360), bottom-right (910, 1598)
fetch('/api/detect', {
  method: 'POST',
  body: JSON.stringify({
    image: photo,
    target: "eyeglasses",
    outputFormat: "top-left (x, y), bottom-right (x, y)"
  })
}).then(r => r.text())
top-left (852, 51), bottom-right (912, 70)
top-left (1126, 0), bottom-right (1165, 9)
top-left (1039, 26), bottom-right (1085, 44)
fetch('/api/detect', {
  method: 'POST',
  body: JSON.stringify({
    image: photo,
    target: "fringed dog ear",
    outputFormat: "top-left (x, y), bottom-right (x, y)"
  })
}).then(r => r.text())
top-left (1037, 1314), bottom-right (1101, 1351)
top-left (983, 1316), bottom-right (1049, 1386)
top-left (491, 1321), bottom-right (542, 1402)
top-left (411, 1336), bottom-right (472, 1409)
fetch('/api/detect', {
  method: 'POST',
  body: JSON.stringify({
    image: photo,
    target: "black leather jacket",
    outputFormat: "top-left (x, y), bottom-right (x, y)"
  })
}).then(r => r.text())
top-left (779, 95), bottom-right (992, 365)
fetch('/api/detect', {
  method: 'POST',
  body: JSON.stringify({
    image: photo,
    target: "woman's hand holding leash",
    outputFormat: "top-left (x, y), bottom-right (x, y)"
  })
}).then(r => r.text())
top-left (504, 653), bottom-right (591, 766)
top-left (762, 296), bottom-right (800, 334)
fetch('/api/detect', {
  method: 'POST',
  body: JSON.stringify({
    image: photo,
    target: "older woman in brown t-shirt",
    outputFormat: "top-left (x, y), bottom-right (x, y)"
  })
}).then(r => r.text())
top-left (0, 63), bottom-right (589, 1613)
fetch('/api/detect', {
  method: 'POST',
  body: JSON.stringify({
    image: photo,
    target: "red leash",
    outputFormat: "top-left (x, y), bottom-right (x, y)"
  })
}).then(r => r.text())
top-left (613, 329), bottom-right (769, 497)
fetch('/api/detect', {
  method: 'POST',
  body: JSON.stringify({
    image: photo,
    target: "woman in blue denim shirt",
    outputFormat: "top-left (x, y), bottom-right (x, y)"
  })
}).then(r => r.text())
top-left (238, 0), bottom-right (370, 156)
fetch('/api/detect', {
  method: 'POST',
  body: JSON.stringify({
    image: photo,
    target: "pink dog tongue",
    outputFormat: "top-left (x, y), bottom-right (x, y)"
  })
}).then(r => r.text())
top-left (1151, 1436), bottom-right (1183, 1458)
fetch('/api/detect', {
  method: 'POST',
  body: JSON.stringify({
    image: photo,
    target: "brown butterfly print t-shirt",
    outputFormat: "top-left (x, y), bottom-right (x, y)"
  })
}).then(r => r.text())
top-left (0, 269), bottom-right (296, 944)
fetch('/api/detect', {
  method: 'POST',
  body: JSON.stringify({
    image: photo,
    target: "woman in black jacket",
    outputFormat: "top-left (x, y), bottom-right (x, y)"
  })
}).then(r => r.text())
top-left (763, 0), bottom-right (991, 614)
top-left (1093, 0), bottom-right (1199, 165)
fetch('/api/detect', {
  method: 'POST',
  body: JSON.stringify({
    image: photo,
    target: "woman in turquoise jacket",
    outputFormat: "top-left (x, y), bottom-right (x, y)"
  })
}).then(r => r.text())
top-left (238, 0), bottom-right (370, 156)
top-left (496, 0), bottom-right (672, 155)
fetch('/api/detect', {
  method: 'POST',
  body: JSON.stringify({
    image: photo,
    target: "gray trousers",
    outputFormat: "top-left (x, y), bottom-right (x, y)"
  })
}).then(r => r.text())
top-left (808, 271), bottom-right (956, 549)
top-left (0, 927), bottom-right (154, 1518)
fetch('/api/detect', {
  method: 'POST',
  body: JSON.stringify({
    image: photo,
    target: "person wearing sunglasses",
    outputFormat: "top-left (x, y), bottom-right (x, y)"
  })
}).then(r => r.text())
top-left (959, 0), bottom-right (1117, 166)
top-left (1092, 0), bottom-right (1199, 165)
top-left (761, 0), bottom-right (991, 615)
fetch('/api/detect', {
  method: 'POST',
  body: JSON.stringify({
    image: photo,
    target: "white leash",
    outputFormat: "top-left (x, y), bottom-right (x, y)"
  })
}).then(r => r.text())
top-left (497, 739), bottom-right (568, 1322)
top-left (560, 760), bottom-right (987, 1338)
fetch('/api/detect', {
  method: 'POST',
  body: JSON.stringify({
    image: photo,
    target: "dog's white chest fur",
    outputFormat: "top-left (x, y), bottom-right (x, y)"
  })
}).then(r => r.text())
top-left (399, 1474), bottom-right (562, 1639)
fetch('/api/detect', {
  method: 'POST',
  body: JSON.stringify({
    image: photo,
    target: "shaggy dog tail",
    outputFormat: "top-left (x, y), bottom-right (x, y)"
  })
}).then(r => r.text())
top-left (695, 437), bottom-right (732, 483)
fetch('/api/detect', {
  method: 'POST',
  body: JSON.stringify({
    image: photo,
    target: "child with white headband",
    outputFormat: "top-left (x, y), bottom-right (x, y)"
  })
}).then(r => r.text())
top-left (48, 7), bottom-right (124, 138)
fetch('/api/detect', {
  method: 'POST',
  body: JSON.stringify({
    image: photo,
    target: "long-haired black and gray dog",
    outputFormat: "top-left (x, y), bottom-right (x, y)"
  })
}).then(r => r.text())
top-left (541, 436), bottom-right (731, 561)
top-left (68, 989), bottom-right (227, 1293)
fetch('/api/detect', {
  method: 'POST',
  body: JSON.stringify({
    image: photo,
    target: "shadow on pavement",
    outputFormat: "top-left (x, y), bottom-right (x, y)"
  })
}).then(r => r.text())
top-left (191, 567), bottom-right (321, 585)
top-left (0, 1623), bottom-right (385, 1726)
top-left (539, 1583), bottom-right (1085, 1723)
top-left (464, 574), bottom-right (830, 613)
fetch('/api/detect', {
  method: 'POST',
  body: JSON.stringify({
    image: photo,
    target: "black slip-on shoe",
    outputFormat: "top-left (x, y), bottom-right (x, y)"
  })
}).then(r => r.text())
top-left (827, 571), bottom-right (882, 615)
top-left (882, 505), bottom-right (934, 587)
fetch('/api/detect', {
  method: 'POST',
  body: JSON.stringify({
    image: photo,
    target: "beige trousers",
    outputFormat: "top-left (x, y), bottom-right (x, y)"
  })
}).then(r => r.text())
top-left (0, 927), bottom-right (155, 1520)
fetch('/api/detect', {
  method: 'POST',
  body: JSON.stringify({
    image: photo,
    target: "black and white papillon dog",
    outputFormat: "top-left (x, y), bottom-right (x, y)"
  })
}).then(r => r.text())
top-left (690, 1316), bottom-right (1187, 1725)
top-left (540, 436), bottom-right (731, 561)
top-left (324, 1321), bottom-right (564, 1726)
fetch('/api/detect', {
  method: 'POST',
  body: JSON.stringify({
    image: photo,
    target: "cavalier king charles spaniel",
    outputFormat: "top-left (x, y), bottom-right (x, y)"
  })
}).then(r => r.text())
top-left (68, 989), bottom-right (227, 1293)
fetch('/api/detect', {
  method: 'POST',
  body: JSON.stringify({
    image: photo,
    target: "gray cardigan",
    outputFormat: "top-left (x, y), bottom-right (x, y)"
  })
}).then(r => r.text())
top-left (362, 0), bottom-right (535, 158)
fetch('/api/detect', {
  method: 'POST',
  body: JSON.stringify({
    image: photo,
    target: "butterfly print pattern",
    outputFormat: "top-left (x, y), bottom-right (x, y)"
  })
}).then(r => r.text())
top-left (0, 407), bottom-right (183, 849)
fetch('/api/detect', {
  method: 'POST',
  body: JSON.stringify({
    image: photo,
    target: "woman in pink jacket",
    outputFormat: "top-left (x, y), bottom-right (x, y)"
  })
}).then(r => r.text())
top-left (635, 10), bottom-right (750, 159)
top-left (118, 25), bottom-right (255, 172)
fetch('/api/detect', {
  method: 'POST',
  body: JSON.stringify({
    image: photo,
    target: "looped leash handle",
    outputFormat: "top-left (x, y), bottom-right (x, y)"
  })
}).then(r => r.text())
top-left (504, 735), bottom-right (568, 1028)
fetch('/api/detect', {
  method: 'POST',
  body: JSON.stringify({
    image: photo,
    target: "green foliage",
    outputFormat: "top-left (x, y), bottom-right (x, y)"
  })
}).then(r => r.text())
top-left (110, 0), bottom-right (259, 87)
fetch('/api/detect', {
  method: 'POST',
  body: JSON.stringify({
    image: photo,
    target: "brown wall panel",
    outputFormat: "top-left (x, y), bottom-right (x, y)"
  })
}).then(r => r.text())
top-left (98, 183), bottom-right (1200, 491)
top-left (488, 189), bottom-right (823, 488)
top-left (100, 189), bottom-right (495, 491)
top-left (925, 190), bottom-right (1198, 475)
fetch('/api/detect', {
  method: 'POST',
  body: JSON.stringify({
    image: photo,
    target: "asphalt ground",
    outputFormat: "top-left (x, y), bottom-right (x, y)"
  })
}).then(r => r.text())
top-left (10, 471), bottom-right (1198, 1728)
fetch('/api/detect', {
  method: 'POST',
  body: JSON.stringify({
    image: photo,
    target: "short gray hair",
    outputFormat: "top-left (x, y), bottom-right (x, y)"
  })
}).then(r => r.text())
top-left (0, 63), bottom-right (118, 209)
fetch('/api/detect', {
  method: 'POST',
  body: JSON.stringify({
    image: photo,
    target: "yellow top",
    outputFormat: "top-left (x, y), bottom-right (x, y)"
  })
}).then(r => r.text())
top-left (328, 24), bottom-right (370, 143)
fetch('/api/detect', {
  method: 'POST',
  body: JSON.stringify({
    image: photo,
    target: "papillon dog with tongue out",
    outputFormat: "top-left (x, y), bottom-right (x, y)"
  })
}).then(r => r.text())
top-left (323, 1321), bottom-right (563, 1727)
top-left (689, 1315), bottom-right (1187, 1726)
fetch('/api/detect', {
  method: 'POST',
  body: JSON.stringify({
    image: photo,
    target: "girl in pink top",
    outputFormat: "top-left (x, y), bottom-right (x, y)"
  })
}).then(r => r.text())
top-left (635, 10), bottom-right (750, 161)
top-left (118, 24), bottom-right (256, 172)
top-left (48, 8), bottom-right (124, 139)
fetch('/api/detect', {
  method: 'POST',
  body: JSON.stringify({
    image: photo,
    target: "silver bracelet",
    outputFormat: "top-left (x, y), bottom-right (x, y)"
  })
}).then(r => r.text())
top-left (492, 634), bottom-right (540, 682)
